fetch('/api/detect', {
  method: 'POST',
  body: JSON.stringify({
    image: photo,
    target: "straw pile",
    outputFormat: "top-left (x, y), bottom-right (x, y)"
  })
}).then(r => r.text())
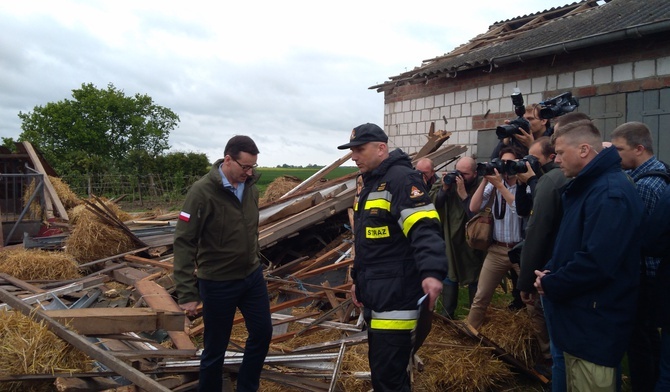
top-left (21, 178), bottom-right (44, 220)
top-left (255, 302), bottom-right (518, 392)
top-left (260, 176), bottom-right (302, 204)
top-left (0, 310), bottom-right (93, 392)
top-left (21, 176), bottom-right (83, 221)
top-left (64, 202), bottom-right (137, 264)
top-left (68, 197), bottom-right (133, 225)
top-left (0, 248), bottom-right (81, 281)
top-left (479, 307), bottom-right (541, 368)
top-left (49, 176), bottom-right (82, 210)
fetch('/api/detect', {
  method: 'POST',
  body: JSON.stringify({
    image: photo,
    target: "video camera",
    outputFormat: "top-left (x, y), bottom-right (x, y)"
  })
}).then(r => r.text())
top-left (538, 91), bottom-right (579, 119)
top-left (476, 155), bottom-right (540, 176)
top-left (496, 88), bottom-right (530, 139)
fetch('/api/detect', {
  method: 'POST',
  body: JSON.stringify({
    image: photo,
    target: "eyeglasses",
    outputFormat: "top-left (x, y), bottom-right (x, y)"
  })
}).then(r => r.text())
top-left (233, 158), bottom-right (258, 172)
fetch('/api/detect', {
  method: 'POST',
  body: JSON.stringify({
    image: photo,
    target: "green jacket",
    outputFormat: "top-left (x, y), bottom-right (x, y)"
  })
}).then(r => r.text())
top-left (173, 159), bottom-right (261, 304)
top-left (430, 176), bottom-right (486, 285)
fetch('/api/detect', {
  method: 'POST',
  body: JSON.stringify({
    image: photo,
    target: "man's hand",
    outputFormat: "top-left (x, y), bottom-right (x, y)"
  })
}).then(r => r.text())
top-left (179, 301), bottom-right (200, 317)
top-left (520, 290), bottom-right (535, 305)
top-left (455, 175), bottom-right (468, 200)
top-left (516, 161), bottom-right (536, 184)
top-left (350, 284), bottom-right (362, 307)
top-left (534, 270), bottom-right (550, 296)
top-left (422, 277), bottom-right (443, 311)
top-left (513, 127), bottom-right (535, 149)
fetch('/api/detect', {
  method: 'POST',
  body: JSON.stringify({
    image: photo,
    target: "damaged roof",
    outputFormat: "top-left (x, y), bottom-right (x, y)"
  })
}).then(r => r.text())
top-left (370, 0), bottom-right (670, 91)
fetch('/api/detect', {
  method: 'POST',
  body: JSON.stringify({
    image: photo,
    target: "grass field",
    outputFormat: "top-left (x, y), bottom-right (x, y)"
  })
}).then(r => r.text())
top-left (255, 166), bottom-right (358, 195)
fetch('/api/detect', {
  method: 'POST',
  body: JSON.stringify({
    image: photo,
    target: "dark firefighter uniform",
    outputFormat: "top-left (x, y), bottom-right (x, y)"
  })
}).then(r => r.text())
top-left (352, 149), bottom-right (448, 391)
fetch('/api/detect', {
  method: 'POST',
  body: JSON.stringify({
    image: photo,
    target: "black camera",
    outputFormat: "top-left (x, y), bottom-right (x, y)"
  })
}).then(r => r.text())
top-left (538, 92), bottom-right (579, 119)
top-left (443, 170), bottom-right (462, 186)
top-left (496, 89), bottom-right (530, 139)
top-left (503, 154), bottom-right (541, 175)
top-left (476, 158), bottom-right (505, 176)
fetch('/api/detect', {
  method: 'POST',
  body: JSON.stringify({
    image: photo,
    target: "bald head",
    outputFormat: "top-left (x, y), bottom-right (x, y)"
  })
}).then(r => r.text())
top-left (455, 156), bottom-right (477, 184)
top-left (455, 156), bottom-right (476, 173)
top-left (416, 157), bottom-right (435, 186)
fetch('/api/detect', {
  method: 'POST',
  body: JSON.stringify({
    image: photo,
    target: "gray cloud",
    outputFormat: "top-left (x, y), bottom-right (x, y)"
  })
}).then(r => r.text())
top-left (0, 0), bottom-right (562, 167)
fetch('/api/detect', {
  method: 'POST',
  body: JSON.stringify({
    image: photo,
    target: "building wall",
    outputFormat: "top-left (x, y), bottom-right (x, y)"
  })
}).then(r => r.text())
top-left (382, 37), bottom-right (670, 167)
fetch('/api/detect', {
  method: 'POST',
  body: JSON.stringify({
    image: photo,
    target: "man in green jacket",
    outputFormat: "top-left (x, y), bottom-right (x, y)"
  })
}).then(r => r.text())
top-left (429, 156), bottom-right (485, 319)
top-left (173, 135), bottom-right (272, 392)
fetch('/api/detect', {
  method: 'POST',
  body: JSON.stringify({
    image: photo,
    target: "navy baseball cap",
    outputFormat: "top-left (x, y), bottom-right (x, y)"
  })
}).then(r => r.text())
top-left (337, 123), bottom-right (389, 150)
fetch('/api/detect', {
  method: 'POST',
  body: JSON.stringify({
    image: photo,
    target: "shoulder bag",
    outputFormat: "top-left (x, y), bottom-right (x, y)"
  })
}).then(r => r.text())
top-left (465, 190), bottom-right (495, 251)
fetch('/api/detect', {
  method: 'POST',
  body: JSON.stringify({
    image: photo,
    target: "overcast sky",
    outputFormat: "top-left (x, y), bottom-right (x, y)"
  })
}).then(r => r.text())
top-left (1, 0), bottom-right (565, 167)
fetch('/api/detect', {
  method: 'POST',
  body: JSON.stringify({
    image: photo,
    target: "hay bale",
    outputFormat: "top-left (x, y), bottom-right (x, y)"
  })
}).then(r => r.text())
top-left (68, 197), bottom-right (133, 225)
top-left (48, 176), bottom-right (82, 210)
top-left (261, 176), bottom-right (302, 204)
top-left (0, 248), bottom-right (81, 281)
top-left (64, 212), bottom-right (137, 264)
top-left (0, 310), bottom-right (93, 392)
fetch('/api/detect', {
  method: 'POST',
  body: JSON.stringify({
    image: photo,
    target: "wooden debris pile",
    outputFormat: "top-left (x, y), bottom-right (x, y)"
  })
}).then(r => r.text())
top-left (0, 126), bottom-right (550, 391)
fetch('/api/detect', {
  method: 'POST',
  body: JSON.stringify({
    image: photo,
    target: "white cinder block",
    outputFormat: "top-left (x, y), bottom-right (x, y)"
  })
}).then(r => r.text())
top-left (574, 69), bottom-right (592, 87)
top-left (613, 63), bottom-right (633, 82)
top-left (634, 60), bottom-right (655, 79)
top-left (593, 66), bottom-right (612, 85)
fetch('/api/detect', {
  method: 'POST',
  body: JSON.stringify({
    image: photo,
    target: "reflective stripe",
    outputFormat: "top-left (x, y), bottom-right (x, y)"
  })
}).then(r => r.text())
top-left (364, 190), bottom-right (392, 211)
top-left (370, 310), bottom-right (419, 331)
top-left (354, 201), bottom-right (358, 211)
top-left (371, 310), bottom-right (419, 319)
top-left (398, 204), bottom-right (440, 236)
top-left (370, 319), bottom-right (417, 330)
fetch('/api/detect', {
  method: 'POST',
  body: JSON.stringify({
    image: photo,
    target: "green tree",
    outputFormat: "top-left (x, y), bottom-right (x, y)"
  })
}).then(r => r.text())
top-left (17, 83), bottom-right (179, 176)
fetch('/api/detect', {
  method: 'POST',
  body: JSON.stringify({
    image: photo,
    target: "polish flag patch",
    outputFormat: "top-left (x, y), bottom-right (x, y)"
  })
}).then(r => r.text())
top-left (179, 211), bottom-right (191, 222)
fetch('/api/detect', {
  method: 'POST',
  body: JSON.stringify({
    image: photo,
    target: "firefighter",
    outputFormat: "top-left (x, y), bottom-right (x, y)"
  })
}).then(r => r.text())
top-left (338, 123), bottom-right (448, 392)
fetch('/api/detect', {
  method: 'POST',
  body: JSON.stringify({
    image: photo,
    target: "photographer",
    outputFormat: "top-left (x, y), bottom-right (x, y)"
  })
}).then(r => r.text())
top-left (490, 104), bottom-right (552, 160)
top-left (430, 157), bottom-right (486, 319)
top-left (466, 146), bottom-right (525, 331)
top-left (416, 157), bottom-right (438, 188)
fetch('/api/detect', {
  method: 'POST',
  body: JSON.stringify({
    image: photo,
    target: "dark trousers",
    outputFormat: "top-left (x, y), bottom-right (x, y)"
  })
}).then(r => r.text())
top-left (367, 327), bottom-right (413, 392)
top-left (441, 278), bottom-right (477, 319)
top-left (628, 282), bottom-right (661, 392)
top-left (198, 266), bottom-right (272, 392)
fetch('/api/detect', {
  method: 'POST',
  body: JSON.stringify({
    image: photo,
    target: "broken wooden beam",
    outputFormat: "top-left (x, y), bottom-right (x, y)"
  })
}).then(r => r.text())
top-left (0, 287), bottom-right (172, 392)
top-left (133, 280), bottom-right (196, 350)
top-left (43, 308), bottom-right (186, 335)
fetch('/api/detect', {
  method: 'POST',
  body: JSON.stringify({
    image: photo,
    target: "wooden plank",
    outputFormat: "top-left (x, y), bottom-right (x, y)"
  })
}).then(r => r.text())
top-left (321, 281), bottom-right (345, 322)
top-left (44, 308), bottom-right (186, 334)
top-left (291, 241), bottom-right (351, 276)
top-left (260, 193), bottom-right (323, 226)
top-left (54, 376), bottom-right (121, 392)
top-left (0, 272), bottom-right (45, 293)
top-left (280, 151), bottom-right (353, 199)
top-left (413, 122), bottom-right (452, 160)
top-left (260, 186), bottom-right (356, 249)
top-left (133, 280), bottom-right (196, 350)
top-left (113, 267), bottom-right (151, 286)
top-left (77, 247), bottom-right (150, 269)
top-left (21, 141), bottom-right (69, 220)
top-left (124, 254), bottom-right (174, 270)
top-left (0, 288), bottom-right (172, 392)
